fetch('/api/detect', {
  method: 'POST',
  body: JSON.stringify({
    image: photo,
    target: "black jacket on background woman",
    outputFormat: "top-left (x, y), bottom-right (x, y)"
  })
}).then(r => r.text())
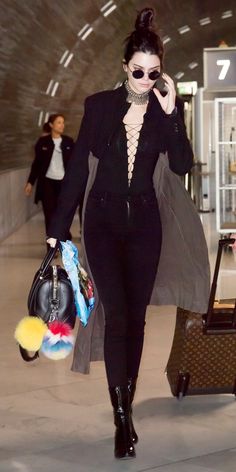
top-left (27, 134), bottom-right (74, 203)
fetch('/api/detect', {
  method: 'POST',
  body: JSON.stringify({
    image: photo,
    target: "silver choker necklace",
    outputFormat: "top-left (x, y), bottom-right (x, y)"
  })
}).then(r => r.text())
top-left (124, 80), bottom-right (149, 105)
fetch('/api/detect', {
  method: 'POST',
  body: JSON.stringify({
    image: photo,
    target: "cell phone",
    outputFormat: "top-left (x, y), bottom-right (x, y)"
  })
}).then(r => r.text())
top-left (154, 74), bottom-right (168, 92)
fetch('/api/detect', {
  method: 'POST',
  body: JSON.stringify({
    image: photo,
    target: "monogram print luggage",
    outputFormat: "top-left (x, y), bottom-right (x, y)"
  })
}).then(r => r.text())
top-left (166, 239), bottom-right (236, 398)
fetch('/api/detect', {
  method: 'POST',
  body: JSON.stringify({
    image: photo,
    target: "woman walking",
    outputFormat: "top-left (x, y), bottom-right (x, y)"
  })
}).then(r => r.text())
top-left (25, 114), bottom-right (74, 241)
top-left (47, 8), bottom-right (210, 459)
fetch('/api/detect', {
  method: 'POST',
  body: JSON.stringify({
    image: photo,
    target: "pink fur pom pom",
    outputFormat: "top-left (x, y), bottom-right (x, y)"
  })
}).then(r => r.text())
top-left (47, 321), bottom-right (72, 337)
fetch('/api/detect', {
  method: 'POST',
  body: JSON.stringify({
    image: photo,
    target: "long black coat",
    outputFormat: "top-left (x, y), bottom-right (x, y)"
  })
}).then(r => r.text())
top-left (49, 84), bottom-right (193, 240)
top-left (27, 134), bottom-right (74, 203)
top-left (46, 84), bottom-right (210, 374)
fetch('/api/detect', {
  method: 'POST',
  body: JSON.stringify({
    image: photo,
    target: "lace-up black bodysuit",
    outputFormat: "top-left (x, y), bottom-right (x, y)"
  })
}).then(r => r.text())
top-left (91, 117), bottom-right (163, 196)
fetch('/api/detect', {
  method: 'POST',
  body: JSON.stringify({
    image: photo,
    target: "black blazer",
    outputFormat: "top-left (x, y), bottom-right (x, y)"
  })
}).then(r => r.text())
top-left (27, 134), bottom-right (74, 203)
top-left (48, 84), bottom-right (193, 239)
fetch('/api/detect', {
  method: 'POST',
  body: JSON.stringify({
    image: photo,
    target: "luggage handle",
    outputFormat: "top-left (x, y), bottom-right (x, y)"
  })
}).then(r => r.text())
top-left (39, 242), bottom-right (60, 277)
top-left (205, 238), bottom-right (236, 329)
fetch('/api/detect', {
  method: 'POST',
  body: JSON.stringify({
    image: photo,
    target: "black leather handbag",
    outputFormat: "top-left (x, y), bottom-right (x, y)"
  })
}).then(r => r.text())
top-left (19, 245), bottom-right (76, 362)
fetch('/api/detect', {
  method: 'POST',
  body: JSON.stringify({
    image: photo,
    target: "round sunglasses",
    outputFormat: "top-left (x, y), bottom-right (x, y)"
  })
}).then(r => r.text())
top-left (129, 66), bottom-right (161, 81)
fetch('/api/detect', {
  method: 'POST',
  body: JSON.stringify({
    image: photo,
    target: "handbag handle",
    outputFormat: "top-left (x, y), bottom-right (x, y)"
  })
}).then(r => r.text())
top-left (39, 242), bottom-right (60, 276)
top-left (206, 238), bottom-right (236, 326)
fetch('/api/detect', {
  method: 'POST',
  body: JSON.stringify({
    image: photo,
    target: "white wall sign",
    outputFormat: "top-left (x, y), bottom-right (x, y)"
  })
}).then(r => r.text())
top-left (204, 47), bottom-right (236, 89)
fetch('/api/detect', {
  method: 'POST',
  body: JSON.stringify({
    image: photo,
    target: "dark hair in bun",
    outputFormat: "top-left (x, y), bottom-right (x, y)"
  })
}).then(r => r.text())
top-left (123, 7), bottom-right (164, 67)
top-left (135, 7), bottom-right (154, 30)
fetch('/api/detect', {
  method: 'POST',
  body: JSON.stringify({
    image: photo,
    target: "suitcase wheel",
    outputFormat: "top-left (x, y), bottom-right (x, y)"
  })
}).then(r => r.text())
top-left (176, 372), bottom-right (190, 398)
top-left (177, 392), bottom-right (184, 401)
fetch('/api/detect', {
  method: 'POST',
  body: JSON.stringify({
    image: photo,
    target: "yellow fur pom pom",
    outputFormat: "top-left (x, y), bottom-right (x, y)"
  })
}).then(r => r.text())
top-left (14, 316), bottom-right (47, 351)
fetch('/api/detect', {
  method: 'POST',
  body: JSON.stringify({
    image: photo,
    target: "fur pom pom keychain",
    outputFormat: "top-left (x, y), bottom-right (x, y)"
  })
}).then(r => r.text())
top-left (41, 321), bottom-right (75, 360)
top-left (14, 316), bottom-right (47, 351)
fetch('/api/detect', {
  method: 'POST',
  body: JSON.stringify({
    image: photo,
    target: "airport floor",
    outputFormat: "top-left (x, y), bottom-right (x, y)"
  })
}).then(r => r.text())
top-left (1, 211), bottom-right (236, 472)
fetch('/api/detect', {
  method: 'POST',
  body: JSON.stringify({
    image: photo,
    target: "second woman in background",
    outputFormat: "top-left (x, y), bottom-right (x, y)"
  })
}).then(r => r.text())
top-left (24, 114), bottom-right (74, 242)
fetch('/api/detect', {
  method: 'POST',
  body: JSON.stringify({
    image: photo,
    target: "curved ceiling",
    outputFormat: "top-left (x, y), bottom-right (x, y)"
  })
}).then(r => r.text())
top-left (0, 0), bottom-right (235, 169)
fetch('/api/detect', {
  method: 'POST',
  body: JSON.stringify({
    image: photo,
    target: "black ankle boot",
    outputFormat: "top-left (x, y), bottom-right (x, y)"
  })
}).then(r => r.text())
top-left (128, 377), bottom-right (138, 444)
top-left (109, 386), bottom-right (136, 459)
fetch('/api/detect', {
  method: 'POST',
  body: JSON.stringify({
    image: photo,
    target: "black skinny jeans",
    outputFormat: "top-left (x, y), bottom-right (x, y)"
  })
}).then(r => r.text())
top-left (84, 190), bottom-right (162, 387)
top-left (41, 178), bottom-right (71, 240)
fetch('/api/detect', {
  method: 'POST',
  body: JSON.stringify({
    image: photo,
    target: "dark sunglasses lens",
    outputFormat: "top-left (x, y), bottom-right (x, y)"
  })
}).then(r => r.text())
top-left (132, 69), bottom-right (144, 79)
top-left (149, 70), bottom-right (161, 80)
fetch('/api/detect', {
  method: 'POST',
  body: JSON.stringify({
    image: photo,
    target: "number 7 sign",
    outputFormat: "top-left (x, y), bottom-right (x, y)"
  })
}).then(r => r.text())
top-left (204, 48), bottom-right (236, 89)
top-left (216, 59), bottom-right (230, 80)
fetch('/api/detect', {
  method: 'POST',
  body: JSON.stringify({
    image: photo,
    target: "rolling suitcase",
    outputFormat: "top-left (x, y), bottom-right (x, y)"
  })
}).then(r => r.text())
top-left (166, 238), bottom-right (236, 398)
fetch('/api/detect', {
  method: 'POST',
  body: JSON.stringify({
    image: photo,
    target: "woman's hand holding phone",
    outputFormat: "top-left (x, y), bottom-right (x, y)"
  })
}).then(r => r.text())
top-left (153, 73), bottom-right (176, 115)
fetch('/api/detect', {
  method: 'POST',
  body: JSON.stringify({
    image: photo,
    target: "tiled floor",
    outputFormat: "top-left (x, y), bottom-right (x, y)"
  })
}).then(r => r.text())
top-left (1, 212), bottom-right (236, 471)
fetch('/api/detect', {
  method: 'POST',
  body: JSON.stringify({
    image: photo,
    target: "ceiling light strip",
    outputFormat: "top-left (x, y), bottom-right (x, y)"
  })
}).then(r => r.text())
top-left (46, 80), bottom-right (54, 95)
top-left (101, 1), bottom-right (114, 12)
top-left (38, 111), bottom-right (44, 127)
top-left (175, 72), bottom-right (185, 79)
top-left (188, 62), bottom-right (198, 69)
top-left (81, 27), bottom-right (93, 40)
top-left (78, 24), bottom-right (90, 37)
top-left (103, 4), bottom-right (117, 17)
top-left (178, 25), bottom-right (191, 34)
top-left (59, 50), bottom-right (69, 64)
top-left (221, 10), bottom-right (233, 19)
top-left (64, 53), bottom-right (74, 68)
top-left (162, 35), bottom-right (171, 44)
top-left (51, 82), bottom-right (59, 97)
top-left (199, 17), bottom-right (211, 26)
